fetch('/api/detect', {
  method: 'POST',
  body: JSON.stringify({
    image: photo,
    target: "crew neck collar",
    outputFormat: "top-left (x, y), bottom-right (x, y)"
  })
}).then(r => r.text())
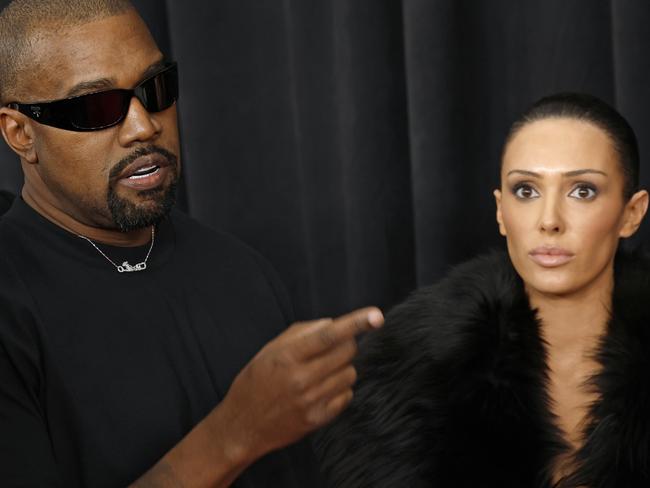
top-left (2, 197), bottom-right (176, 272)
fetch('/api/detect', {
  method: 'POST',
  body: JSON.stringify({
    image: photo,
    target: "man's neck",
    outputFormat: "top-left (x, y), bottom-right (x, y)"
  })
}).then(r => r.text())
top-left (22, 186), bottom-right (152, 247)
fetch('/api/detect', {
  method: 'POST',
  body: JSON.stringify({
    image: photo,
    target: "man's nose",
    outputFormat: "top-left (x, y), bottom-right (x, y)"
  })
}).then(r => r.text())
top-left (117, 97), bottom-right (162, 146)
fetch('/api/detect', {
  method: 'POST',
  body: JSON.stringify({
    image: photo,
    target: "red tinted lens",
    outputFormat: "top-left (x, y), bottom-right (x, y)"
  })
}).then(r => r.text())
top-left (69, 90), bottom-right (130, 130)
top-left (135, 64), bottom-right (178, 112)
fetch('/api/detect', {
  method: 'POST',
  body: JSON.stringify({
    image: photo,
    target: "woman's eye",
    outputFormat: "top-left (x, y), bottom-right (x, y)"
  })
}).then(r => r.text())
top-left (568, 185), bottom-right (597, 200)
top-left (513, 184), bottom-right (539, 199)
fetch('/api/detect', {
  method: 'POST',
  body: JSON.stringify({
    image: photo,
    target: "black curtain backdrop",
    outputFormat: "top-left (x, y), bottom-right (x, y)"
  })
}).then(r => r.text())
top-left (1, 1), bottom-right (649, 319)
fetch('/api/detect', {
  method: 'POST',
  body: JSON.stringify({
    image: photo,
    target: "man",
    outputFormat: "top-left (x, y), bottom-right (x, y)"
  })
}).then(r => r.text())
top-left (0, 1), bottom-right (383, 486)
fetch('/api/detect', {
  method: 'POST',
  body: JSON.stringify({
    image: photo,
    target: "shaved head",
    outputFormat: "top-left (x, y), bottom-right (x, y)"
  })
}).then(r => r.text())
top-left (0, 0), bottom-right (134, 104)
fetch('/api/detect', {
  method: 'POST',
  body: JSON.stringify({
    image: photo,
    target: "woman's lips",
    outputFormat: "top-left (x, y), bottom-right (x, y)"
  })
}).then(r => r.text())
top-left (528, 246), bottom-right (575, 268)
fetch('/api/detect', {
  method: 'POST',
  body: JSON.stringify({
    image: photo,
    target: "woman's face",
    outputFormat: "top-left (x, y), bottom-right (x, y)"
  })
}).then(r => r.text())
top-left (494, 117), bottom-right (648, 298)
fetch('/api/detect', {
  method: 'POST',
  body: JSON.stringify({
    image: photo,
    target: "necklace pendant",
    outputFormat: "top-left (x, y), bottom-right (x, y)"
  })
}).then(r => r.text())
top-left (117, 261), bottom-right (147, 273)
top-left (79, 225), bottom-right (155, 274)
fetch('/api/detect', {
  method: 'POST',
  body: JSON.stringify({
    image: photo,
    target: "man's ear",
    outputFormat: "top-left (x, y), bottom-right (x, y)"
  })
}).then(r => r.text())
top-left (619, 189), bottom-right (649, 238)
top-left (493, 189), bottom-right (506, 236)
top-left (0, 107), bottom-right (38, 164)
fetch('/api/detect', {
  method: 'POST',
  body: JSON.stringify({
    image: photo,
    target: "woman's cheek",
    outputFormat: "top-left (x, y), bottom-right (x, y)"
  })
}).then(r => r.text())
top-left (501, 204), bottom-right (531, 250)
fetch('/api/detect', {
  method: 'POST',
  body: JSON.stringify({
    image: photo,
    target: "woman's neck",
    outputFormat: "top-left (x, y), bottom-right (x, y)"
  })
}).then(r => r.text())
top-left (528, 262), bottom-right (615, 470)
top-left (527, 263), bottom-right (614, 353)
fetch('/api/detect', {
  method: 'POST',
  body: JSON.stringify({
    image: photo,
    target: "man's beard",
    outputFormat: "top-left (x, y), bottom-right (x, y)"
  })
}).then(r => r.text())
top-left (107, 146), bottom-right (179, 232)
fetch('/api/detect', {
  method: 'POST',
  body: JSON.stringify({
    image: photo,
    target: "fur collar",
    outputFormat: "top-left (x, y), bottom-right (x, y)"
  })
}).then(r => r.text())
top-left (316, 250), bottom-right (650, 487)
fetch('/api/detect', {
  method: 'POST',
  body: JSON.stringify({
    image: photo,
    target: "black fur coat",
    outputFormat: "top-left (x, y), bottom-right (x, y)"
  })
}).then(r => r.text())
top-left (315, 250), bottom-right (650, 487)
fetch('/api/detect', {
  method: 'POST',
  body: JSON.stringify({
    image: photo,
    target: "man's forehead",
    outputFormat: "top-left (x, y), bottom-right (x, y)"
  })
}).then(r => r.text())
top-left (20, 11), bottom-right (161, 100)
top-left (63, 59), bottom-right (167, 98)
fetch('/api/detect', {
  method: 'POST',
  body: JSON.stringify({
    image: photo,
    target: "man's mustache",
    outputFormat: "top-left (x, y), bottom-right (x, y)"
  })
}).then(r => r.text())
top-left (109, 145), bottom-right (178, 179)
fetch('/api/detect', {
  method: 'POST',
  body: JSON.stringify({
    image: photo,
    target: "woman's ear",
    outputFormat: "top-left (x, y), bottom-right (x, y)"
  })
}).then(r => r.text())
top-left (494, 189), bottom-right (506, 236)
top-left (620, 189), bottom-right (649, 238)
top-left (0, 107), bottom-right (38, 164)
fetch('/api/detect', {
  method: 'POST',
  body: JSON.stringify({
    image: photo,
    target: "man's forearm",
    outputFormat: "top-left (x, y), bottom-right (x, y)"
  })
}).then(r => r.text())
top-left (130, 307), bottom-right (384, 487)
top-left (130, 402), bottom-right (257, 488)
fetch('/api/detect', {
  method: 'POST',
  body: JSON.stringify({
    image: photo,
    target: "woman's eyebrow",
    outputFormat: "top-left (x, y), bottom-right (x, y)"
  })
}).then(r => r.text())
top-left (506, 169), bottom-right (608, 177)
top-left (563, 169), bottom-right (608, 177)
top-left (507, 169), bottom-right (540, 178)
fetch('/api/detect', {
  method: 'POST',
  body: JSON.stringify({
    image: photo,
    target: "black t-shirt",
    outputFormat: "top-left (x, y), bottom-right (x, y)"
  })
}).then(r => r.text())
top-left (0, 198), bottom-right (320, 487)
top-left (0, 191), bottom-right (13, 216)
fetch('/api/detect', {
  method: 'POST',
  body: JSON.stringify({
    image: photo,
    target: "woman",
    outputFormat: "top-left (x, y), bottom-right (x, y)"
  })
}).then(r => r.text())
top-left (316, 93), bottom-right (650, 487)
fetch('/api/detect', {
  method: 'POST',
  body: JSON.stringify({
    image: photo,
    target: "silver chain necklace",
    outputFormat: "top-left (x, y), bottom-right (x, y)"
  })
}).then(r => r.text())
top-left (78, 226), bottom-right (155, 273)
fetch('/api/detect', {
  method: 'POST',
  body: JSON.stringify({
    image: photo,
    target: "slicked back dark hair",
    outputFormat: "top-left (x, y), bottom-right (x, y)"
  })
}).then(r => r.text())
top-left (505, 93), bottom-right (640, 200)
top-left (0, 0), bottom-right (134, 104)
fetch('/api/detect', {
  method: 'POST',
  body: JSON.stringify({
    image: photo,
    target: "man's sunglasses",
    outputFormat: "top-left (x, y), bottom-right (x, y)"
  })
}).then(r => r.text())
top-left (6, 62), bottom-right (178, 132)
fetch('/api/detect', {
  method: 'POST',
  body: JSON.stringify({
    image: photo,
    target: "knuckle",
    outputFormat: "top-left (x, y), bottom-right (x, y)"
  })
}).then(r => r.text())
top-left (346, 366), bottom-right (358, 385)
top-left (288, 321), bottom-right (305, 331)
top-left (302, 388), bottom-right (318, 407)
top-left (318, 327), bottom-right (337, 349)
top-left (304, 405), bottom-right (325, 428)
top-left (320, 391), bottom-right (353, 424)
top-left (268, 350), bottom-right (291, 370)
top-left (280, 322), bottom-right (306, 341)
top-left (346, 339), bottom-right (358, 357)
top-left (343, 389), bottom-right (354, 406)
top-left (253, 340), bottom-right (273, 359)
top-left (289, 371), bottom-right (309, 393)
top-left (351, 313), bottom-right (368, 335)
top-left (337, 389), bottom-right (354, 412)
top-left (354, 319), bottom-right (365, 335)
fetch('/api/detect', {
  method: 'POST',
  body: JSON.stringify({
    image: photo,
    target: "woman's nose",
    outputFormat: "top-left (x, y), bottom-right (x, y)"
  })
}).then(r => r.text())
top-left (538, 194), bottom-right (564, 234)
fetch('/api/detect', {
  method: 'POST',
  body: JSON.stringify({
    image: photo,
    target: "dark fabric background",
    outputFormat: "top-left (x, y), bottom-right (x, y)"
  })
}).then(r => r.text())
top-left (1, 0), bottom-right (649, 319)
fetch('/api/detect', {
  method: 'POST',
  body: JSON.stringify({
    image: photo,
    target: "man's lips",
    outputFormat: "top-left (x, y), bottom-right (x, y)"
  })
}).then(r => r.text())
top-left (117, 154), bottom-right (171, 180)
top-left (528, 246), bottom-right (575, 268)
top-left (115, 154), bottom-right (172, 191)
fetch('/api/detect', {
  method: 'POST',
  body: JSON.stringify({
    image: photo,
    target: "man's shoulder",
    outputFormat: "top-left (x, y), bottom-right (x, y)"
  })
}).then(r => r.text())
top-left (169, 210), bottom-right (277, 274)
top-left (168, 210), bottom-right (291, 315)
top-left (170, 209), bottom-right (254, 255)
top-left (167, 209), bottom-right (294, 334)
top-left (0, 191), bottom-right (14, 217)
top-left (0, 200), bottom-right (25, 261)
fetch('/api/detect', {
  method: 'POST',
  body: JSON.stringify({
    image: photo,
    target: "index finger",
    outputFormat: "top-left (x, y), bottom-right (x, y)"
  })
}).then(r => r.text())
top-left (296, 307), bottom-right (384, 359)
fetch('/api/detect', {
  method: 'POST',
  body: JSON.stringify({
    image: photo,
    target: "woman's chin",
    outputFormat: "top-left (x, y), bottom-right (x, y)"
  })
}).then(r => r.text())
top-left (521, 270), bottom-right (578, 298)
